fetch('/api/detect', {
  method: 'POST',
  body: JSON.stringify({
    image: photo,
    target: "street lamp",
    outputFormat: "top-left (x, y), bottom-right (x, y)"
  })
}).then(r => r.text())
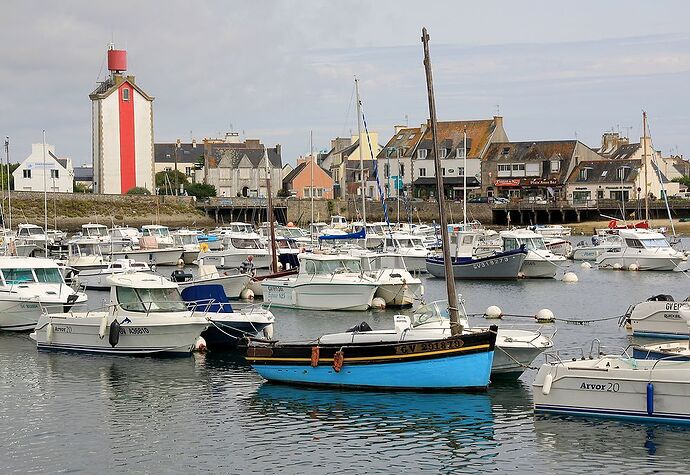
top-left (618, 165), bottom-right (630, 218)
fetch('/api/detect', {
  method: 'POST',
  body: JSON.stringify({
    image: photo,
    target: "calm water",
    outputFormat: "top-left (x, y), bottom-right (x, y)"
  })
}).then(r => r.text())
top-left (3, 258), bottom-right (690, 473)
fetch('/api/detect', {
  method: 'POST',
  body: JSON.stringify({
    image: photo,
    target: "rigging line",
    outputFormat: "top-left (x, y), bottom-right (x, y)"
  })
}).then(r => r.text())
top-left (340, 82), bottom-right (357, 138)
top-left (359, 100), bottom-right (391, 230)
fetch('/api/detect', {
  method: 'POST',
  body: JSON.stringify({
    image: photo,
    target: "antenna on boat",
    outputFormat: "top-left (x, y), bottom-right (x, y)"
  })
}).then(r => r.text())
top-left (421, 27), bottom-right (462, 335)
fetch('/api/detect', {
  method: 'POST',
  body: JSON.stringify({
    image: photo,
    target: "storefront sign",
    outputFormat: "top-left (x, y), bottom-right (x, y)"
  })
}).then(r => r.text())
top-left (526, 178), bottom-right (559, 186)
top-left (494, 179), bottom-right (521, 187)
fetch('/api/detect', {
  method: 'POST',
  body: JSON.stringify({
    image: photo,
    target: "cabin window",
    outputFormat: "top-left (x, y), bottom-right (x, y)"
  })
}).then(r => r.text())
top-left (122, 88), bottom-right (130, 101)
top-left (230, 238), bottom-right (261, 249)
top-left (2, 268), bottom-right (35, 284)
top-left (117, 286), bottom-right (187, 312)
top-left (23, 169), bottom-right (31, 179)
top-left (625, 238), bottom-right (644, 249)
top-left (34, 267), bottom-right (63, 284)
top-left (417, 149), bottom-right (427, 159)
top-left (503, 238), bottom-right (519, 251)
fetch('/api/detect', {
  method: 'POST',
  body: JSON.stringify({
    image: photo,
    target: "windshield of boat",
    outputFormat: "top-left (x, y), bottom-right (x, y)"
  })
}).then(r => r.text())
top-left (1, 267), bottom-right (64, 285)
top-left (504, 237), bottom-right (546, 251)
top-left (116, 286), bottom-right (187, 313)
top-left (20, 227), bottom-right (44, 236)
top-left (144, 227), bottom-right (170, 238)
top-left (86, 227), bottom-right (107, 237)
top-left (282, 228), bottom-right (305, 238)
top-left (34, 267), bottom-right (64, 283)
top-left (230, 238), bottom-right (262, 249)
top-left (639, 238), bottom-right (671, 249)
top-left (176, 234), bottom-right (199, 245)
top-left (231, 224), bottom-right (253, 233)
top-left (74, 243), bottom-right (100, 255)
top-left (411, 302), bottom-right (446, 327)
top-left (304, 258), bottom-right (362, 274)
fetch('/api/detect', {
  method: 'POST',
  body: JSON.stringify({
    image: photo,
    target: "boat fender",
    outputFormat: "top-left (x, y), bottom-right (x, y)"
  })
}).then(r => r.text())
top-left (194, 336), bottom-right (207, 352)
top-left (109, 319), bottom-right (121, 347)
top-left (613, 263), bottom-right (622, 270)
top-left (647, 383), bottom-right (654, 415)
top-left (98, 314), bottom-right (108, 339)
top-left (240, 288), bottom-right (255, 300)
top-left (311, 346), bottom-right (320, 367)
top-left (542, 373), bottom-right (553, 395)
top-left (628, 263), bottom-right (639, 271)
top-left (263, 323), bottom-right (274, 340)
top-left (177, 258), bottom-right (185, 267)
top-left (200, 243), bottom-right (209, 252)
top-left (46, 322), bottom-right (54, 344)
top-left (371, 297), bottom-right (386, 310)
top-left (332, 350), bottom-right (344, 372)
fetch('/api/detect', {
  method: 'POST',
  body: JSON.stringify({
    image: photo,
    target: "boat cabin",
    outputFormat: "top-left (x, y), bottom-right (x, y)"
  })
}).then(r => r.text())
top-left (17, 224), bottom-right (45, 239)
top-left (298, 254), bottom-right (363, 275)
top-left (500, 229), bottom-right (547, 252)
top-left (330, 216), bottom-right (348, 229)
top-left (82, 224), bottom-right (108, 238)
top-left (142, 225), bottom-right (171, 239)
top-left (0, 257), bottom-right (65, 286)
top-left (109, 274), bottom-right (188, 314)
top-left (68, 239), bottom-right (102, 257)
top-left (221, 232), bottom-right (265, 250)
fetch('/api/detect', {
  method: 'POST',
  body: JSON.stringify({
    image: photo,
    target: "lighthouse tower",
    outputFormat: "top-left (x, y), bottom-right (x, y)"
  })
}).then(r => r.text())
top-left (89, 45), bottom-right (154, 194)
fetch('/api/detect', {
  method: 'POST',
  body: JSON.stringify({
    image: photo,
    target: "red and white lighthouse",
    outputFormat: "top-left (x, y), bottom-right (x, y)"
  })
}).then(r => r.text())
top-left (90, 44), bottom-right (154, 194)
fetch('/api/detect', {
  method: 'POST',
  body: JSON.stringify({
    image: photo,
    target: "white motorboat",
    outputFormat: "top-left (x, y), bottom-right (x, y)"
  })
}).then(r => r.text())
top-left (198, 232), bottom-right (270, 269)
top-left (0, 256), bottom-right (87, 331)
top-left (14, 224), bottom-right (51, 257)
top-left (107, 236), bottom-right (184, 266)
top-left (107, 226), bottom-right (141, 252)
top-left (480, 229), bottom-right (566, 278)
top-left (318, 301), bottom-right (553, 377)
top-left (572, 233), bottom-right (621, 261)
top-left (76, 259), bottom-right (151, 290)
top-left (531, 224), bottom-right (572, 238)
top-left (533, 344), bottom-right (690, 424)
top-left (141, 224), bottom-right (175, 248)
top-left (596, 229), bottom-right (686, 271)
top-left (622, 294), bottom-right (690, 339)
top-left (172, 229), bottom-right (201, 264)
top-left (329, 215), bottom-right (349, 230)
top-left (355, 252), bottom-right (423, 307)
top-left (212, 222), bottom-right (255, 235)
top-left (66, 238), bottom-right (107, 271)
top-left (174, 262), bottom-right (251, 299)
top-left (383, 233), bottom-right (429, 273)
top-left (543, 237), bottom-right (573, 258)
top-left (30, 273), bottom-right (209, 355)
top-left (261, 253), bottom-right (379, 311)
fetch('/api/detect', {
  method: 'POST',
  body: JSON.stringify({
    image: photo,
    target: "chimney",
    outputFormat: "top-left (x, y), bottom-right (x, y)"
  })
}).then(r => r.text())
top-left (192, 139), bottom-right (197, 148)
top-left (493, 116), bottom-right (503, 129)
top-left (275, 144), bottom-right (281, 157)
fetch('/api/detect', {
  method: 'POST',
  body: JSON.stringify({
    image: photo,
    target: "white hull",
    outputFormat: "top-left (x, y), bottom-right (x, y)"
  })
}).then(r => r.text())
top-left (31, 315), bottom-right (208, 355)
top-left (626, 299), bottom-right (690, 338)
top-left (261, 280), bottom-right (378, 311)
top-left (597, 254), bottom-right (683, 271)
top-left (198, 251), bottom-right (270, 270)
top-left (0, 299), bottom-right (45, 331)
top-left (400, 255), bottom-right (427, 273)
top-left (182, 250), bottom-right (199, 265)
top-left (108, 248), bottom-right (184, 266)
top-left (533, 356), bottom-right (690, 423)
top-left (178, 273), bottom-right (250, 300)
top-left (375, 282), bottom-right (421, 307)
top-left (520, 257), bottom-right (560, 278)
top-left (572, 246), bottom-right (613, 261)
top-left (76, 269), bottom-right (151, 290)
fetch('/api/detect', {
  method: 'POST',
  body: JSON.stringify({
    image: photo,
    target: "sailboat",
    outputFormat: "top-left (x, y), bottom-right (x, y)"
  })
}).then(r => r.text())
top-left (241, 29), bottom-right (497, 390)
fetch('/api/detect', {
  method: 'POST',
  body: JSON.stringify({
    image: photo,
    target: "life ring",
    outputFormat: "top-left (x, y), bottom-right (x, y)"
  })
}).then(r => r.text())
top-left (200, 243), bottom-right (210, 252)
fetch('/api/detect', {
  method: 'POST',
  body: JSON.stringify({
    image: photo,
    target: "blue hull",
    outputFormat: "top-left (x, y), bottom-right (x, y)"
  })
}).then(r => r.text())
top-left (632, 348), bottom-right (690, 361)
top-left (633, 331), bottom-right (690, 340)
top-left (252, 350), bottom-right (494, 390)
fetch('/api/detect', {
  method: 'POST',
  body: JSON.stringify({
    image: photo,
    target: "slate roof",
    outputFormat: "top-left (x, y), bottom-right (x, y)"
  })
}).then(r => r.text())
top-left (73, 166), bottom-right (93, 181)
top-left (282, 162), bottom-right (307, 185)
top-left (415, 120), bottom-right (497, 159)
top-left (155, 143), bottom-right (204, 164)
top-left (48, 150), bottom-right (68, 169)
top-left (89, 75), bottom-right (154, 101)
top-left (485, 140), bottom-right (578, 183)
top-left (607, 143), bottom-right (640, 160)
top-left (206, 143), bottom-right (282, 169)
top-left (567, 159), bottom-right (641, 184)
top-left (377, 127), bottom-right (423, 159)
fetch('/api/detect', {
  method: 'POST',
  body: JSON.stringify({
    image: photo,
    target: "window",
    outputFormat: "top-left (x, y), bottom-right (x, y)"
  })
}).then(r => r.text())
top-left (304, 187), bottom-right (311, 198)
top-left (418, 168), bottom-right (426, 177)
top-left (601, 170), bottom-right (608, 178)
top-left (23, 169), bottom-right (31, 179)
top-left (442, 168), bottom-right (446, 176)
top-left (122, 88), bottom-right (130, 101)
top-left (409, 134), bottom-right (415, 139)
top-left (456, 148), bottom-right (465, 158)
top-left (2, 268), bottom-right (35, 285)
top-left (439, 148), bottom-right (448, 158)
top-left (417, 149), bottom-right (427, 159)
top-left (501, 147), bottom-right (511, 155)
top-left (578, 168), bottom-right (590, 181)
top-left (617, 167), bottom-right (628, 180)
top-left (525, 163), bottom-right (540, 177)
top-left (34, 268), bottom-right (63, 284)
top-left (185, 167), bottom-right (192, 177)
top-left (512, 163), bottom-right (526, 177)
top-left (397, 134), bottom-right (404, 140)
top-left (399, 164), bottom-right (405, 178)
top-left (50, 169), bottom-right (59, 179)
top-left (458, 167), bottom-right (465, 177)
top-left (551, 160), bottom-right (560, 172)
top-left (384, 164), bottom-right (390, 179)
top-left (497, 164), bottom-right (511, 177)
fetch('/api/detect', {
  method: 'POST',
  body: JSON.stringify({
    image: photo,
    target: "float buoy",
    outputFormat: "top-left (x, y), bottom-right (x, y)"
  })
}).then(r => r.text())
top-left (580, 261), bottom-right (592, 269)
top-left (535, 308), bottom-right (555, 323)
top-left (371, 297), bottom-right (386, 310)
top-left (613, 263), bottom-right (622, 270)
top-left (240, 288), bottom-right (255, 300)
top-left (647, 382), bottom-right (654, 415)
top-left (263, 323), bottom-right (274, 340)
top-left (628, 263), bottom-right (639, 271)
top-left (542, 373), bottom-right (553, 395)
top-left (46, 322), bottom-right (54, 344)
top-left (484, 305), bottom-right (503, 319)
top-left (562, 272), bottom-right (578, 283)
top-left (177, 258), bottom-right (185, 267)
top-left (109, 319), bottom-right (121, 347)
top-left (193, 336), bottom-right (207, 352)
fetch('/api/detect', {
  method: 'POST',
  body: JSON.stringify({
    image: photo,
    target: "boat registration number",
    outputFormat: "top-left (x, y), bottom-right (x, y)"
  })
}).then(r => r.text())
top-left (396, 339), bottom-right (464, 355)
top-left (665, 303), bottom-right (683, 311)
top-left (472, 257), bottom-right (509, 269)
top-left (579, 382), bottom-right (620, 392)
top-left (265, 286), bottom-right (286, 299)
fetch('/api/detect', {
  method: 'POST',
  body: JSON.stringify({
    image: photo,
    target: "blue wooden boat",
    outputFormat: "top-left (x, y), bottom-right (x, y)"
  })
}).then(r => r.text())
top-left (181, 284), bottom-right (274, 350)
top-left (243, 326), bottom-right (497, 390)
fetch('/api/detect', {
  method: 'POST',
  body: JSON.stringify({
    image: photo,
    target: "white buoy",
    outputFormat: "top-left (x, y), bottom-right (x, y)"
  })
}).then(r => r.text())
top-left (562, 272), bottom-right (578, 283)
top-left (371, 297), bottom-right (386, 310)
top-left (518, 272), bottom-right (526, 279)
top-left (98, 315), bottom-right (108, 339)
top-left (46, 322), bottom-right (54, 344)
top-left (240, 288), bottom-right (255, 300)
top-left (177, 259), bottom-right (185, 267)
top-left (628, 263), bottom-right (639, 271)
top-left (485, 305), bottom-right (503, 319)
top-left (580, 261), bottom-right (592, 269)
top-left (263, 323), bottom-right (274, 340)
top-left (535, 308), bottom-right (555, 323)
top-left (613, 263), bottom-right (622, 270)
top-left (193, 336), bottom-right (207, 352)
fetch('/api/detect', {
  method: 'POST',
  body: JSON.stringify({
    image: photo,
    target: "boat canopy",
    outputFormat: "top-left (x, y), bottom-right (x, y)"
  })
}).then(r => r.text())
top-left (318, 228), bottom-right (366, 241)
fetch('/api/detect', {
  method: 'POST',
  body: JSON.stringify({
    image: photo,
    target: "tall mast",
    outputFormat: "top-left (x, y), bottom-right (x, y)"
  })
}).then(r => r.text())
top-left (5, 137), bottom-right (11, 231)
top-left (355, 77), bottom-right (366, 225)
top-left (265, 148), bottom-right (277, 273)
top-left (310, 130), bottom-right (314, 247)
top-left (421, 27), bottom-right (462, 335)
top-left (463, 126), bottom-right (467, 226)
top-left (643, 111), bottom-right (649, 221)
top-left (42, 130), bottom-right (48, 257)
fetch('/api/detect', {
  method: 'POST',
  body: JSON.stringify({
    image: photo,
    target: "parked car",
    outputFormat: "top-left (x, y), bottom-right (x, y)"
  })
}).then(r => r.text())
top-left (493, 197), bottom-right (509, 204)
top-left (468, 196), bottom-right (489, 203)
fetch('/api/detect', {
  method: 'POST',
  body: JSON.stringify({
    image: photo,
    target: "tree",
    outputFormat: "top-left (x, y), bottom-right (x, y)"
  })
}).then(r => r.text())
top-left (155, 170), bottom-right (189, 194)
top-left (184, 182), bottom-right (216, 198)
top-left (672, 176), bottom-right (690, 188)
top-left (0, 163), bottom-right (19, 190)
top-left (73, 181), bottom-right (91, 193)
top-left (277, 187), bottom-right (292, 198)
top-left (126, 186), bottom-right (151, 195)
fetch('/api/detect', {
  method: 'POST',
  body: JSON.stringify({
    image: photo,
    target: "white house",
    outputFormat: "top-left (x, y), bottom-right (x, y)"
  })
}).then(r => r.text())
top-left (13, 143), bottom-right (74, 192)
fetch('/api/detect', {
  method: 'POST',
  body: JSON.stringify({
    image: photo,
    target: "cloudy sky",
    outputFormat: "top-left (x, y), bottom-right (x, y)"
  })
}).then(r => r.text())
top-left (1, 1), bottom-right (689, 166)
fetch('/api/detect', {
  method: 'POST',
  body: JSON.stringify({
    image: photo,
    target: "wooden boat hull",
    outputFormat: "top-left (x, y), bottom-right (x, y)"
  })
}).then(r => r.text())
top-left (244, 329), bottom-right (497, 390)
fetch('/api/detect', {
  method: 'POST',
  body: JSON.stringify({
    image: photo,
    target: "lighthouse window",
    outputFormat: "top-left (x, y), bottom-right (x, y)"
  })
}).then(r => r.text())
top-left (122, 88), bottom-right (130, 101)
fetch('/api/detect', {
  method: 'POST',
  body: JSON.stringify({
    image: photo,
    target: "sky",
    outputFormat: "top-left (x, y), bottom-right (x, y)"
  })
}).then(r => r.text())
top-left (1, 1), bottom-right (689, 167)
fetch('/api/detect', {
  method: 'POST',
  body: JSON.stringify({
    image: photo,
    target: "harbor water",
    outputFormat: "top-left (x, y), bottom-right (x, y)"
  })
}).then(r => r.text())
top-left (3, 261), bottom-right (690, 473)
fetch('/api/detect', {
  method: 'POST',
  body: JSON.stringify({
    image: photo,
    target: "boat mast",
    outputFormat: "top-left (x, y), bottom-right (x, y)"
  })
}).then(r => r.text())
top-left (310, 130), bottom-right (314, 247)
top-left (4, 136), bottom-right (11, 232)
top-left (265, 148), bottom-right (278, 273)
top-left (463, 125), bottom-right (467, 226)
top-left (643, 111), bottom-right (649, 221)
top-left (421, 27), bottom-right (462, 335)
top-left (355, 77), bottom-right (366, 225)
top-left (42, 130), bottom-right (48, 257)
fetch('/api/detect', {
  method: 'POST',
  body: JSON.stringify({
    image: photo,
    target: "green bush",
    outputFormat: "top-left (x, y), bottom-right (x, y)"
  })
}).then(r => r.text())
top-left (184, 182), bottom-right (216, 198)
top-left (126, 186), bottom-right (151, 195)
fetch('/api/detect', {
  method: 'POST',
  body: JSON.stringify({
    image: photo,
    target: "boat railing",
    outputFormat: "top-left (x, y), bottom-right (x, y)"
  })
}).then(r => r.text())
top-left (543, 340), bottom-right (632, 365)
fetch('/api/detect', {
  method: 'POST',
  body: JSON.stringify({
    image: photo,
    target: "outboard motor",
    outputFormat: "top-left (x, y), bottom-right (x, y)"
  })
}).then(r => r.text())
top-left (170, 269), bottom-right (193, 283)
